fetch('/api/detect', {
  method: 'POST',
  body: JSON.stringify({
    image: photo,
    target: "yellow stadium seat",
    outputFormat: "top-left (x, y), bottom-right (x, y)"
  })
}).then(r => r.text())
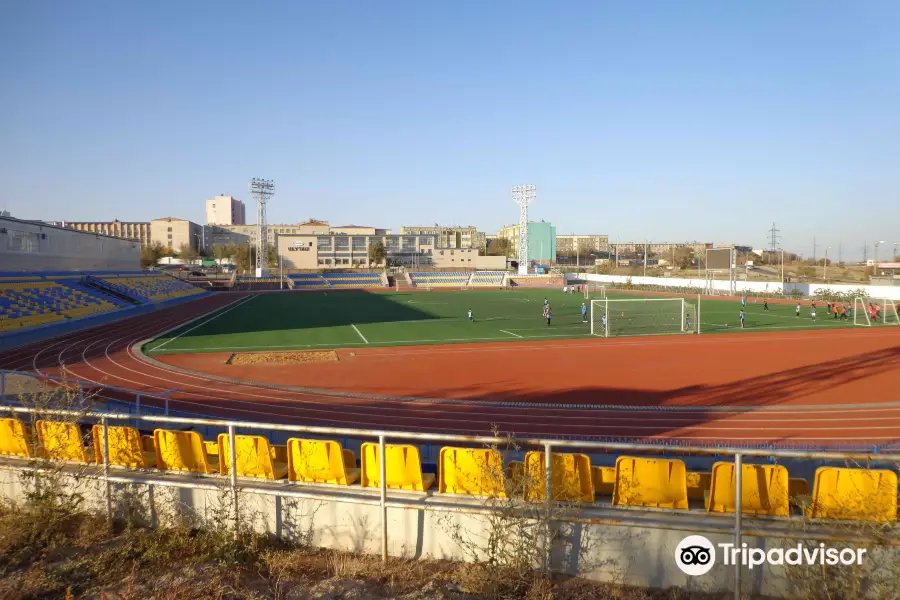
top-left (789, 478), bottom-right (809, 498)
top-left (687, 471), bottom-right (711, 500)
top-left (806, 467), bottom-right (898, 523)
top-left (35, 420), bottom-right (93, 462)
top-left (613, 456), bottom-right (688, 509)
top-left (342, 448), bottom-right (356, 471)
top-left (217, 434), bottom-right (287, 480)
top-left (520, 451), bottom-right (593, 503)
top-left (91, 425), bottom-right (156, 468)
top-left (592, 465), bottom-right (616, 496)
top-left (141, 435), bottom-right (155, 452)
top-left (204, 440), bottom-right (219, 456)
top-left (438, 447), bottom-right (506, 497)
top-left (0, 418), bottom-right (33, 457)
top-left (287, 439), bottom-right (359, 485)
top-left (360, 442), bottom-right (434, 491)
top-left (706, 462), bottom-right (790, 517)
top-left (153, 429), bottom-right (218, 474)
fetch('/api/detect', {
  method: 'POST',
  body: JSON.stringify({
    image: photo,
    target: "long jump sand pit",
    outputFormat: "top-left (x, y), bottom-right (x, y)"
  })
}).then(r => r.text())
top-left (225, 350), bottom-right (340, 366)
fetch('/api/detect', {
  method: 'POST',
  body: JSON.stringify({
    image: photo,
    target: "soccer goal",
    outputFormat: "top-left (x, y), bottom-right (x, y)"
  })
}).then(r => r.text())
top-left (584, 284), bottom-right (607, 299)
top-left (590, 298), bottom-right (698, 337)
top-left (854, 297), bottom-right (900, 326)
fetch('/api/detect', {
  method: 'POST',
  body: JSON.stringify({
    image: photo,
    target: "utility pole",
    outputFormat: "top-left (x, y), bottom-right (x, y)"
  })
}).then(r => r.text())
top-left (812, 236), bottom-right (817, 266)
top-left (862, 242), bottom-right (868, 264)
top-left (838, 241), bottom-right (842, 264)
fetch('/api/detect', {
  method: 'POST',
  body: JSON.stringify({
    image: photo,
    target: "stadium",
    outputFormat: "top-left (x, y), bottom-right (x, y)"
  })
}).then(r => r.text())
top-left (2, 210), bottom-right (900, 598)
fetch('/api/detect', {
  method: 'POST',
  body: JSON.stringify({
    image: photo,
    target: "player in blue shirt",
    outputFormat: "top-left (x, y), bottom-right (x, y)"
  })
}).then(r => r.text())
top-left (581, 302), bottom-right (588, 323)
top-left (545, 305), bottom-right (552, 326)
top-left (739, 309), bottom-right (745, 328)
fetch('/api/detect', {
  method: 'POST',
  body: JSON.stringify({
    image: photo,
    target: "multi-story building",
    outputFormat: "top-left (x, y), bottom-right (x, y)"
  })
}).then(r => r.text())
top-left (276, 233), bottom-right (505, 270)
top-left (52, 220), bottom-right (152, 247)
top-left (400, 225), bottom-right (483, 249)
top-left (150, 218), bottom-right (204, 252)
top-left (208, 219), bottom-right (394, 250)
top-left (205, 195), bottom-right (246, 226)
top-left (556, 234), bottom-right (610, 257)
top-left (496, 221), bottom-right (557, 262)
top-left (611, 241), bottom-right (712, 256)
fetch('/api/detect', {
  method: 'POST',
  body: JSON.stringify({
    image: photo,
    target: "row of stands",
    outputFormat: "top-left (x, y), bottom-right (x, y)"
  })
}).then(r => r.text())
top-left (0, 277), bottom-right (120, 332)
top-left (468, 271), bottom-right (506, 287)
top-left (288, 273), bottom-right (327, 288)
top-left (409, 272), bottom-right (470, 287)
top-left (2, 417), bottom-right (895, 522)
top-left (93, 273), bottom-right (206, 304)
top-left (322, 273), bottom-right (384, 288)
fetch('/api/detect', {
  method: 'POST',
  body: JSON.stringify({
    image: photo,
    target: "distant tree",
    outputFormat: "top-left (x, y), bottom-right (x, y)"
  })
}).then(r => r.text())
top-left (266, 244), bottom-right (277, 268)
top-left (674, 247), bottom-right (694, 269)
top-left (140, 242), bottom-right (166, 269)
top-left (486, 237), bottom-right (512, 257)
top-left (368, 241), bottom-right (387, 266)
top-left (178, 243), bottom-right (199, 262)
top-left (576, 238), bottom-right (595, 262)
top-left (211, 244), bottom-right (233, 261)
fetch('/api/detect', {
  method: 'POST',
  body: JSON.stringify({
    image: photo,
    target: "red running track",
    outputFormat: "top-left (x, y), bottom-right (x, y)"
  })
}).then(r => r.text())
top-left (2, 292), bottom-right (900, 446)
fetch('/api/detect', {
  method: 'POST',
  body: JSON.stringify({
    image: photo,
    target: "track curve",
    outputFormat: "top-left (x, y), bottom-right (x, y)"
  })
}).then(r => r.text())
top-left (2, 292), bottom-right (900, 447)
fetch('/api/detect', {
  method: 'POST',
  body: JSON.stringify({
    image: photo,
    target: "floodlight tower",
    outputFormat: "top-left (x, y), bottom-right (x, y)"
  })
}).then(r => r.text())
top-left (249, 178), bottom-right (275, 277)
top-left (511, 184), bottom-right (536, 275)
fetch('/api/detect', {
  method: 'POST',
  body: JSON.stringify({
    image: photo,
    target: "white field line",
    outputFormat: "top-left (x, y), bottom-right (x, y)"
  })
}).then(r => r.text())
top-left (351, 324), bottom-right (369, 344)
top-left (148, 295), bottom-right (255, 352)
top-left (500, 329), bottom-right (522, 338)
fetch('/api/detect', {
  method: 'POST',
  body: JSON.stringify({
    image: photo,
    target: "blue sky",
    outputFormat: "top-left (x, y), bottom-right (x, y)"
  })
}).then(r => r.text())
top-left (1, 1), bottom-right (898, 259)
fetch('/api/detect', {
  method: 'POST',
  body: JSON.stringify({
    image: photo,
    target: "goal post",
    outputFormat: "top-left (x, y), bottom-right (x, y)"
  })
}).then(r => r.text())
top-left (584, 284), bottom-right (607, 299)
top-left (590, 298), bottom-right (698, 337)
top-left (855, 297), bottom-right (900, 326)
top-left (853, 297), bottom-right (871, 326)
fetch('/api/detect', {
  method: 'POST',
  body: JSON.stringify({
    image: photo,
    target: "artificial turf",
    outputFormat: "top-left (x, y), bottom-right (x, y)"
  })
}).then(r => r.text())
top-left (142, 289), bottom-right (874, 355)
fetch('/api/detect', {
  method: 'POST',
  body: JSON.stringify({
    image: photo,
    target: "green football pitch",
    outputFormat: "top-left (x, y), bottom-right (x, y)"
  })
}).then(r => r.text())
top-left (143, 289), bottom-right (870, 355)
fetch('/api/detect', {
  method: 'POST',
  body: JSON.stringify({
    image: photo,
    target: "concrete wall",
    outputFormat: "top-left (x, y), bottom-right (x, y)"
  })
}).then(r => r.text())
top-left (0, 462), bottom-right (800, 597)
top-left (572, 273), bottom-right (900, 300)
top-left (0, 216), bottom-right (140, 272)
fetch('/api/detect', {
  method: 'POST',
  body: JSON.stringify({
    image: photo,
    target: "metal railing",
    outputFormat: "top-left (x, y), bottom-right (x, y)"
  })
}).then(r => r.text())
top-left (4, 372), bottom-right (900, 599)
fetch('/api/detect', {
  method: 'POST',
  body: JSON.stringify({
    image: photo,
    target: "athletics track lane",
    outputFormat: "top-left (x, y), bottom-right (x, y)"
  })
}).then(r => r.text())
top-left (1, 292), bottom-right (899, 445)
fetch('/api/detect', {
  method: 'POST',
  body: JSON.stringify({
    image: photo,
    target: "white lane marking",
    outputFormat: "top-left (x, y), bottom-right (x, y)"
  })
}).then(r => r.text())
top-left (150, 295), bottom-right (255, 351)
top-left (500, 329), bottom-right (522, 338)
top-left (351, 324), bottom-right (369, 344)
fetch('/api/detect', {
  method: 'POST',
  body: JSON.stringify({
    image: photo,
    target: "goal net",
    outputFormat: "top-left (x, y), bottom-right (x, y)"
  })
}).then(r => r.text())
top-left (584, 284), bottom-right (607, 299)
top-left (854, 298), bottom-right (900, 326)
top-left (591, 298), bottom-right (698, 337)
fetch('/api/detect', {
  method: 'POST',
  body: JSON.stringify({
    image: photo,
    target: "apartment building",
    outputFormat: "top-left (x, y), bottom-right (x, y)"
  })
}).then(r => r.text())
top-left (205, 195), bottom-right (246, 225)
top-left (52, 220), bottom-right (152, 247)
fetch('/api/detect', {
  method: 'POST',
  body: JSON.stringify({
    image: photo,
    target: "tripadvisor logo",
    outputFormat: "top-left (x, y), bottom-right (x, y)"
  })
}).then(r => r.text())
top-left (675, 535), bottom-right (868, 576)
top-left (675, 535), bottom-right (715, 576)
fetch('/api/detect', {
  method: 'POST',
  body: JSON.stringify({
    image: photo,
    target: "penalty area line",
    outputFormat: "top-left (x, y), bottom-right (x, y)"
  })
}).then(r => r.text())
top-left (500, 329), bottom-right (522, 338)
top-left (351, 324), bottom-right (369, 344)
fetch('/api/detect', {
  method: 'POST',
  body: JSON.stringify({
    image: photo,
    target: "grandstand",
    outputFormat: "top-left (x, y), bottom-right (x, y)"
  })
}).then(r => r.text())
top-left (0, 279), bottom-right (118, 332)
top-left (0, 271), bottom-right (206, 336)
top-left (408, 271), bottom-right (470, 287)
top-left (3, 413), bottom-right (896, 523)
top-left (288, 273), bottom-right (327, 288)
top-left (322, 272), bottom-right (385, 288)
top-left (467, 270), bottom-right (506, 287)
top-left (94, 273), bottom-right (206, 304)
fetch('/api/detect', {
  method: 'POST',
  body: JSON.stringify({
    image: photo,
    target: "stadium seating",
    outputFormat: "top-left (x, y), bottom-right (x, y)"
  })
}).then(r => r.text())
top-left (5, 419), bottom-right (900, 525)
top-left (217, 433), bottom-right (288, 480)
top-left (409, 272), bottom-right (470, 287)
top-left (612, 456), bottom-right (689, 509)
top-left (806, 467), bottom-right (898, 522)
top-left (153, 429), bottom-right (219, 474)
top-left (706, 462), bottom-right (790, 517)
top-left (321, 273), bottom-right (384, 288)
top-left (468, 271), bottom-right (506, 287)
top-left (510, 451), bottom-right (594, 503)
top-left (360, 442), bottom-right (434, 491)
top-left (288, 274), bottom-right (328, 288)
top-left (0, 418), bottom-right (33, 458)
top-left (35, 420), bottom-right (94, 463)
top-left (439, 447), bottom-right (506, 497)
top-left (91, 425), bottom-right (156, 468)
top-left (287, 438), bottom-right (360, 485)
top-left (0, 280), bottom-right (118, 332)
top-left (97, 273), bottom-right (205, 303)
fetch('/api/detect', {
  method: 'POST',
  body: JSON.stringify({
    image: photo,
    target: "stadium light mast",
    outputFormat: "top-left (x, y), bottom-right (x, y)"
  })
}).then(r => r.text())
top-left (249, 178), bottom-right (275, 278)
top-left (511, 184), bottom-right (536, 275)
